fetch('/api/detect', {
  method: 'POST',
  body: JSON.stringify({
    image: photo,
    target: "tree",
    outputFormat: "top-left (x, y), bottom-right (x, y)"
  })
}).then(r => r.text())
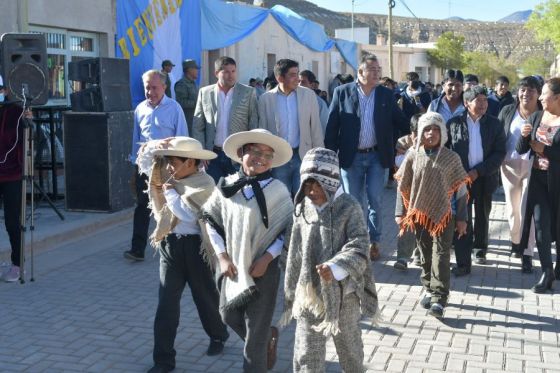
top-left (527, 0), bottom-right (560, 51)
top-left (463, 51), bottom-right (518, 86)
top-left (426, 32), bottom-right (465, 71)
top-left (520, 56), bottom-right (554, 77)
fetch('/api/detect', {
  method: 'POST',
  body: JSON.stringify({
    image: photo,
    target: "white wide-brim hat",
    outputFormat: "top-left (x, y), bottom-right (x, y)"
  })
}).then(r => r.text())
top-left (153, 137), bottom-right (217, 160)
top-left (223, 129), bottom-right (293, 168)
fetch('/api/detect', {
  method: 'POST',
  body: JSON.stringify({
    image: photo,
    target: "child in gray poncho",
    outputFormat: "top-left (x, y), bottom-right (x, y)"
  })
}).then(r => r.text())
top-left (282, 147), bottom-right (378, 373)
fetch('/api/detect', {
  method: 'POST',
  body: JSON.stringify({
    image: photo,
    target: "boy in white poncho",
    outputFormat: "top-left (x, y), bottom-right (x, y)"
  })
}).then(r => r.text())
top-left (202, 129), bottom-right (294, 373)
top-left (282, 147), bottom-right (379, 373)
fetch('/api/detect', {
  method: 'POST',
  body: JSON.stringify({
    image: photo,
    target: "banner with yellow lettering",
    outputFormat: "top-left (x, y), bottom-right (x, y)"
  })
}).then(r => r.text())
top-left (116, 0), bottom-right (201, 106)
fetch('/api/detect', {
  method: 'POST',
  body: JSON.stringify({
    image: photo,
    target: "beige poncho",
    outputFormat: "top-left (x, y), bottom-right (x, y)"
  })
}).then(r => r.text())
top-left (136, 143), bottom-right (215, 248)
top-left (395, 146), bottom-right (469, 237)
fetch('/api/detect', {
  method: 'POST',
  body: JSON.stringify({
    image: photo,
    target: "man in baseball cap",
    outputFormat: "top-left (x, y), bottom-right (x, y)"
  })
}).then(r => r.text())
top-left (160, 60), bottom-right (175, 97)
top-left (175, 59), bottom-right (200, 133)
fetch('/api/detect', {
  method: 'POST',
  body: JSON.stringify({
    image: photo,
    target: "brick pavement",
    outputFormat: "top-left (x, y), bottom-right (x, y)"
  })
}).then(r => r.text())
top-left (1, 187), bottom-right (559, 373)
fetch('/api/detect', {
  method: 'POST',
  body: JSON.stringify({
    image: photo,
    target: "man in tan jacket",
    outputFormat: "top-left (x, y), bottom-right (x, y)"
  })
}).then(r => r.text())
top-left (258, 59), bottom-right (323, 195)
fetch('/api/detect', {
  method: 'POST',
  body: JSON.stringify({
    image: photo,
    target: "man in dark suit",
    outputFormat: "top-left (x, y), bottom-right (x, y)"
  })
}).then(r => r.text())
top-left (325, 53), bottom-right (408, 260)
top-left (447, 86), bottom-right (506, 276)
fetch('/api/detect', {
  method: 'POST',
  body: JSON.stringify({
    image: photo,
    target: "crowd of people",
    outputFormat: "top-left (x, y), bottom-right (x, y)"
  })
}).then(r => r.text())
top-left (1, 51), bottom-right (559, 372)
top-left (120, 53), bottom-right (560, 372)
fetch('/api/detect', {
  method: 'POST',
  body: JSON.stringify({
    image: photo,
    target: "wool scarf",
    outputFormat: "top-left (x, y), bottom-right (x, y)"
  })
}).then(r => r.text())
top-left (395, 146), bottom-right (469, 236)
top-left (135, 143), bottom-right (215, 248)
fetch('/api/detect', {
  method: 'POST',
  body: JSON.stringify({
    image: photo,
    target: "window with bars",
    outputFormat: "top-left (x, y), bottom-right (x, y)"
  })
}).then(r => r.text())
top-left (30, 27), bottom-right (99, 105)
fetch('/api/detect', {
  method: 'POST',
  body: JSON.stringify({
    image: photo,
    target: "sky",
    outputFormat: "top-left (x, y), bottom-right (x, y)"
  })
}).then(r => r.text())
top-left (305, 0), bottom-right (543, 22)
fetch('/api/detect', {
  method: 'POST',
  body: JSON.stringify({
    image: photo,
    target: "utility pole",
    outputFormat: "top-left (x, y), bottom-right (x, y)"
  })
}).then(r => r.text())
top-left (388, 0), bottom-right (395, 79)
top-left (351, 0), bottom-right (355, 41)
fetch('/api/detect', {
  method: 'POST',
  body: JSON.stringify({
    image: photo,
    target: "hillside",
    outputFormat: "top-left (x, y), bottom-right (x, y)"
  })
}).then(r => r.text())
top-left (236, 0), bottom-right (552, 65)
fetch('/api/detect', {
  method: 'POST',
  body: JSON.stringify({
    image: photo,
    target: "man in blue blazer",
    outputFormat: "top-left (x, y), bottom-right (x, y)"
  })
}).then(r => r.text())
top-left (325, 54), bottom-right (408, 260)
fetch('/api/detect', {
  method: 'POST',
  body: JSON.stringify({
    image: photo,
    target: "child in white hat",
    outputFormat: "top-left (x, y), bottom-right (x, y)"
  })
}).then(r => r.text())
top-left (137, 137), bottom-right (229, 373)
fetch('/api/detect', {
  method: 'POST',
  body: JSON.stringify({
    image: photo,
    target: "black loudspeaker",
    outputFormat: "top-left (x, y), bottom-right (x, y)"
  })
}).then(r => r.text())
top-left (63, 111), bottom-right (135, 212)
top-left (0, 33), bottom-right (49, 105)
top-left (69, 57), bottom-right (131, 112)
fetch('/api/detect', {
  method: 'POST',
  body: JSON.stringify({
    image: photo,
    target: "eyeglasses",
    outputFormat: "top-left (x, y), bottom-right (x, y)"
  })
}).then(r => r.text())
top-left (245, 148), bottom-right (274, 161)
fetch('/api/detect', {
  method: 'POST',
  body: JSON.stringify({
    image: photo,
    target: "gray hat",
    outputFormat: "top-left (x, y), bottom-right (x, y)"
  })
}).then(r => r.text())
top-left (294, 147), bottom-right (340, 205)
top-left (182, 59), bottom-right (200, 70)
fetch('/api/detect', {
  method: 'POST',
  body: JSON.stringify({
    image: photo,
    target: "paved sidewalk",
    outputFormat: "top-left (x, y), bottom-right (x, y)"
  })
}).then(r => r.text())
top-left (1, 187), bottom-right (559, 372)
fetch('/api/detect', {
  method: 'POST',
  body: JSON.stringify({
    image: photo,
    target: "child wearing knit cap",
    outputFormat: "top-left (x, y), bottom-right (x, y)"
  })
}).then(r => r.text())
top-left (395, 112), bottom-right (469, 318)
top-left (282, 147), bottom-right (378, 372)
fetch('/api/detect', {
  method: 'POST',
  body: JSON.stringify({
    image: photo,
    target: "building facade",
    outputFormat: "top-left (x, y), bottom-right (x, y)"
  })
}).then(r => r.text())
top-left (0, 0), bottom-right (116, 106)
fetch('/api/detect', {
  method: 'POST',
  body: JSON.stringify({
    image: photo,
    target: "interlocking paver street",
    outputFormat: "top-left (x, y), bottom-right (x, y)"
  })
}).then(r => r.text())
top-left (1, 187), bottom-right (559, 373)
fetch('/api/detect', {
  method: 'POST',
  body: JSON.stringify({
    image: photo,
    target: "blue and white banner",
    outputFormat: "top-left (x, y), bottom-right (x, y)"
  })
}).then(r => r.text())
top-left (116, 0), bottom-right (201, 107)
top-left (116, 0), bottom-right (358, 107)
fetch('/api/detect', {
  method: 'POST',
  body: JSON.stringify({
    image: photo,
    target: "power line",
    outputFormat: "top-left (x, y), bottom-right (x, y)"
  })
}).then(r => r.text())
top-left (397, 0), bottom-right (419, 20)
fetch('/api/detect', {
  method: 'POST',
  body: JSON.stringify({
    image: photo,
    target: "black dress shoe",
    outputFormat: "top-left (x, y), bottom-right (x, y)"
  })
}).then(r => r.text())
top-left (124, 249), bottom-right (145, 261)
top-left (532, 267), bottom-right (554, 294)
top-left (207, 339), bottom-right (225, 356)
top-left (147, 365), bottom-right (173, 373)
top-left (451, 266), bottom-right (471, 277)
top-left (522, 255), bottom-right (533, 274)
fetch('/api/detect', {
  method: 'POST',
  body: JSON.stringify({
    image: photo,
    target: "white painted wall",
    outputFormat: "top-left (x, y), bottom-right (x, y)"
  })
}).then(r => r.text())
top-left (202, 15), bottom-right (350, 93)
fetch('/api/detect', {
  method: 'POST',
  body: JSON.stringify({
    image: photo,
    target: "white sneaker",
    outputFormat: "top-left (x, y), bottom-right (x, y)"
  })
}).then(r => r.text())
top-left (3, 265), bottom-right (20, 282)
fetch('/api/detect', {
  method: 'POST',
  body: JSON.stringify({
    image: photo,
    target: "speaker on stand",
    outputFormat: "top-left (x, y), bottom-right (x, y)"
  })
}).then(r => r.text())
top-left (0, 33), bottom-right (49, 106)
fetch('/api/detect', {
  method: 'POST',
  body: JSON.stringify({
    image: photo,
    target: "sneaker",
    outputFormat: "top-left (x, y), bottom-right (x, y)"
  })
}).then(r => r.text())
top-left (393, 259), bottom-right (408, 271)
top-left (420, 296), bottom-right (431, 310)
top-left (3, 265), bottom-right (20, 283)
top-left (428, 303), bottom-right (444, 318)
top-left (206, 339), bottom-right (225, 356)
top-left (369, 243), bottom-right (381, 261)
top-left (123, 249), bottom-right (145, 261)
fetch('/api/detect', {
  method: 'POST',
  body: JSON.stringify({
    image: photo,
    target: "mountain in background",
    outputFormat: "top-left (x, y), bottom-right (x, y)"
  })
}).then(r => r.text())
top-left (237, 0), bottom-right (550, 64)
top-left (498, 10), bottom-right (533, 23)
top-left (444, 16), bottom-right (478, 22)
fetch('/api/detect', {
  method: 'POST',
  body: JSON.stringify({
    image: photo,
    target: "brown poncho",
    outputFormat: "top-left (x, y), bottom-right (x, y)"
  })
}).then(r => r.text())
top-left (395, 146), bottom-right (469, 237)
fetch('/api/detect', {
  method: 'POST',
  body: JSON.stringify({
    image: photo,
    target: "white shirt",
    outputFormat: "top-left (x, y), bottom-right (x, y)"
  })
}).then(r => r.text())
top-left (467, 115), bottom-right (484, 169)
top-left (357, 83), bottom-right (376, 148)
top-left (215, 85), bottom-right (234, 147)
top-left (505, 111), bottom-right (531, 162)
top-left (163, 188), bottom-right (201, 235)
top-left (205, 178), bottom-right (284, 258)
top-left (276, 89), bottom-right (300, 148)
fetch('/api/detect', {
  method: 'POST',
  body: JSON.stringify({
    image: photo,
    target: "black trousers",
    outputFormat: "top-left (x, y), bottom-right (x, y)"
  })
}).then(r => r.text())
top-left (0, 180), bottom-right (22, 266)
top-left (153, 234), bottom-right (228, 369)
top-left (526, 169), bottom-right (554, 269)
top-left (454, 177), bottom-right (493, 268)
top-left (131, 167), bottom-right (150, 254)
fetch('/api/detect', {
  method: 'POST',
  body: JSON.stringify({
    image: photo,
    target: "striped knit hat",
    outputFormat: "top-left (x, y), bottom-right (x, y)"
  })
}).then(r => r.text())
top-left (294, 147), bottom-right (340, 205)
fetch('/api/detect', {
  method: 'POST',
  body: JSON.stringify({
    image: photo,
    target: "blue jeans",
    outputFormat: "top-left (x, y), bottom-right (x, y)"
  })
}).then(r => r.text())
top-left (206, 149), bottom-right (238, 183)
top-left (272, 151), bottom-right (301, 196)
top-left (341, 151), bottom-right (385, 243)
